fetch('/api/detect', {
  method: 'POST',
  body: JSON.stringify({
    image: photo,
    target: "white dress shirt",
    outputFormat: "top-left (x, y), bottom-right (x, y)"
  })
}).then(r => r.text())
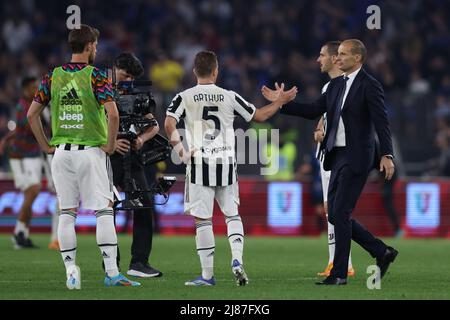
top-left (334, 67), bottom-right (361, 147)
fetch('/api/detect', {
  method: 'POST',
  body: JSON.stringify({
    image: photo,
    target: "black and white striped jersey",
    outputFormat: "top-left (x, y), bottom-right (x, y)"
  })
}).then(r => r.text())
top-left (321, 81), bottom-right (330, 132)
top-left (316, 81), bottom-right (330, 159)
top-left (167, 83), bottom-right (256, 187)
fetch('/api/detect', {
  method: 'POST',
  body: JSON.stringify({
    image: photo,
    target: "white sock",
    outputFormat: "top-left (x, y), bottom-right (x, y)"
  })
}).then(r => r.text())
top-left (327, 221), bottom-right (335, 264)
top-left (51, 204), bottom-right (60, 242)
top-left (58, 210), bottom-right (77, 271)
top-left (14, 220), bottom-right (28, 237)
top-left (96, 208), bottom-right (119, 277)
top-left (226, 215), bottom-right (244, 265)
top-left (195, 220), bottom-right (215, 280)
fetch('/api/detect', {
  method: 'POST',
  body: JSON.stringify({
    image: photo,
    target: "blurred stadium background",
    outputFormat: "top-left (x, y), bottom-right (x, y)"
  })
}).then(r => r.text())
top-left (0, 0), bottom-right (449, 240)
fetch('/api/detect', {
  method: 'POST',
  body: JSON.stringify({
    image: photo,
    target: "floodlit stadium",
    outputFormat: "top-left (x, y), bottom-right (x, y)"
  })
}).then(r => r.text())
top-left (0, 0), bottom-right (450, 308)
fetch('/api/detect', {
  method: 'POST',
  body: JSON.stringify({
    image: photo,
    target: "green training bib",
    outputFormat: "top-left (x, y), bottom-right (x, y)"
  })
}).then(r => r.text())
top-left (50, 66), bottom-right (107, 146)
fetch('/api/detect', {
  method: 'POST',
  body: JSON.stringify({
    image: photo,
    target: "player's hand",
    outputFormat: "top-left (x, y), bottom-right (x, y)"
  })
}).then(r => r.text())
top-left (101, 144), bottom-right (116, 155)
top-left (46, 146), bottom-right (56, 154)
top-left (180, 149), bottom-right (197, 164)
top-left (380, 156), bottom-right (395, 180)
top-left (115, 139), bottom-right (130, 155)
top-left (132, 136), bottom-right (144, 151)
top-left (314, 117), bottom-right (325, 143)
top-left (314, 129), bottom-right (325, 142)
top-left (261, 82), bottom-right (284, 102)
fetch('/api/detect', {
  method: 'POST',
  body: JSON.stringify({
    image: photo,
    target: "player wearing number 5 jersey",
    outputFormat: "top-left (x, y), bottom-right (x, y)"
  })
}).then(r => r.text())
top-left (165, 50), bottom-right (297, 286)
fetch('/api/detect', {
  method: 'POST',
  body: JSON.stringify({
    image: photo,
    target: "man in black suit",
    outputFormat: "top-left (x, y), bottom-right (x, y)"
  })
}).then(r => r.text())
top-left (262, 39), bottom-right (398, 285)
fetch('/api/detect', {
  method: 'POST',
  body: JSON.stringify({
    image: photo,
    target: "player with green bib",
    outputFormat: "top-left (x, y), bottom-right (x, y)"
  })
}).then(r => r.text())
top-left (28, 24), bottom-right (139, 289)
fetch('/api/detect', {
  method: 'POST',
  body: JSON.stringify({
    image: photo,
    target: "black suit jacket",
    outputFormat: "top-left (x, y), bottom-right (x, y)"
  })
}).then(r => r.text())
top-left (281, 68), bottom-right (393, 174)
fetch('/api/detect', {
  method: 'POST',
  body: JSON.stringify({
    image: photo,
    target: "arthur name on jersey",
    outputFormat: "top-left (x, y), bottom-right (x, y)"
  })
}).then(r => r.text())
top-left (193, 93), bottom-right (224, 103)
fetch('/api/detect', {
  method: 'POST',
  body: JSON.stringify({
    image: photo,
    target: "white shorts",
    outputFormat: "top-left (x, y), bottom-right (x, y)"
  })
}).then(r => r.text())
top-left (51, 146), bottom-right (113, 211)
top-left (43, 154), bottom-right (56, 193)
top-left (184, 182), bottom-right (240, 219)
top-left (320, 160), bottom-right (331, 202)
top-left (10, 157), bottom-right (44, 191)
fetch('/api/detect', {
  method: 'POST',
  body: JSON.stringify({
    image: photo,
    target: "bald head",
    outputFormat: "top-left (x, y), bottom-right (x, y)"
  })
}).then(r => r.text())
top-left (342, 39), bottom-right (366, 63)
top-left (336, 39), bottom-right (366, 73)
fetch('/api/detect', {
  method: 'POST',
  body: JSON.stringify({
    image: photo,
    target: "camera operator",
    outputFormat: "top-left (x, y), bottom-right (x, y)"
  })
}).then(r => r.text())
top-left (111, 52), bottom-right (162, 278)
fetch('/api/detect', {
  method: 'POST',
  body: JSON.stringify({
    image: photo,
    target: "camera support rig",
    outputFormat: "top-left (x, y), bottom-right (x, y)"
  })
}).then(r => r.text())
top-left (115, 128), bottom-right (175, 211)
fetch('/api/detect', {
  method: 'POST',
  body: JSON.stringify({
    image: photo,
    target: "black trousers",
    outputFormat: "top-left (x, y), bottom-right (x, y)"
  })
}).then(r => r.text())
top-left (380, 171), bottom-right (401, 233)
top-left (327, 147), bottom-right (387, 278)
top-left (110, 153), bottom-right (154, 265)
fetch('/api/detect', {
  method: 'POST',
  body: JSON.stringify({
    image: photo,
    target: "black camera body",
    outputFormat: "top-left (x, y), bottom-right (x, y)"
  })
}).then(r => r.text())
top-left (114, 80), bottom-right (172, 168)
top-left (115, 80), bottom-right (157, 134)
top-left (116, 92), bottom-right (154, 116)
top-left (115, 80), bottom-right (155, 113)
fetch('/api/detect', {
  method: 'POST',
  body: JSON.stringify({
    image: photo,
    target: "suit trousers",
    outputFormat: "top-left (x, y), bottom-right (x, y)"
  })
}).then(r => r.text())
top-left (327, 147), bottom-right (387, 278)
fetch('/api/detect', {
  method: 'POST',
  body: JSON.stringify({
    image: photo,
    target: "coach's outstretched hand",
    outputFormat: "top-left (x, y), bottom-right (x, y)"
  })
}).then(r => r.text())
top-left (262, 82), bottom-right (295, 102)
top-left (277, 85), bottom-right (298, 105)
top-left (252, 84), bottom-right (297, 123)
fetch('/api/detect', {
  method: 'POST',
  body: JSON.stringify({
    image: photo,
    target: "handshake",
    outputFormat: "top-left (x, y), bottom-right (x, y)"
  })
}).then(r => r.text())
top-left (261, 82), bottom-right (297, 106)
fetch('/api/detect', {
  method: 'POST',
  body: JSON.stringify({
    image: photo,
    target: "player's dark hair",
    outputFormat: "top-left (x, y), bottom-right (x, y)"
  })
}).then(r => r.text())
top-left (324, 41), bottom-right (341, 57)
top-left (114, 52), bottom-right (144, 78)
top-left (21, 76), bottom-right (37, 89)
top-left (343, 39), bottom-right (367, 63)
top-left (194, 51), bottom-right (218, 77)
top-left (68, 24), bottom-right (100, 54)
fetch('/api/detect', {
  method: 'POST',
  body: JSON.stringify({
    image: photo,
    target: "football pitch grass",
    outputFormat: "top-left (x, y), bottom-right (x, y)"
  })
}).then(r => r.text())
top-left (0, 234), bottom-right (449, 300)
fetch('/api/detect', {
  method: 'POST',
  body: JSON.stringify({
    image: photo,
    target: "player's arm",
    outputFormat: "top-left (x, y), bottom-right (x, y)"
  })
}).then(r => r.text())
top-left (92, 68), bottom-right (119, 154)
top-left (27, 101), bottom-right (54, 154)
top-left (164, 116), bottom-right (191, 163)
top-left (28, 71), bottom-right (54, 153)
top-left (1, 130), bottom-right (15, 142)
top-left (252, 85), bottom-right (297, 122)
top-left (165, 93), bottom-right (192, 162)
top-left (102, 101), bottom-right (120, 155)
top-left (0, 130), bottom-right (15, 155)
top-left (164, 116), bottom-right (180, 147)
top-left (132, 113), bottom-right (160, 151)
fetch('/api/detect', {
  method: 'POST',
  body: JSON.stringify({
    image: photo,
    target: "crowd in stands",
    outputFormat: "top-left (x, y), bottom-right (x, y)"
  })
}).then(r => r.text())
top-left (0, 0), bottom-right (449, 177)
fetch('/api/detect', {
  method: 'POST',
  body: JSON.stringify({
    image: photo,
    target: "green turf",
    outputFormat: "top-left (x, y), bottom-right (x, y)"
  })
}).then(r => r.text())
top-left (0, 234), bottom-right (448, 300)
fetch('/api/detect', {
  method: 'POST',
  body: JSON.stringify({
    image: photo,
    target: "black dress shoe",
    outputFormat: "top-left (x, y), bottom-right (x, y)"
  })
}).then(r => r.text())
top-left (376, 246), bottom-right (399, 278)
top-left (316, 276), bottom-right (347, 285)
